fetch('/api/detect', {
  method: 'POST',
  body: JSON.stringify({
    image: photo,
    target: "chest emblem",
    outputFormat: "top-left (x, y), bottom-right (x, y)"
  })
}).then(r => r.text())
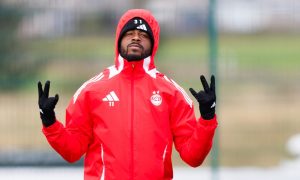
top-left (102, 91), bottom-right (119, 106)
top-left (150, 91), bottom-right (162, 106)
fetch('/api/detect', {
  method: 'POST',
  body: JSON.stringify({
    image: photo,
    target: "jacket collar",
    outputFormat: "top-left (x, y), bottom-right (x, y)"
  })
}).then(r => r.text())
top-left (109, 55), bottom-right (157, 79)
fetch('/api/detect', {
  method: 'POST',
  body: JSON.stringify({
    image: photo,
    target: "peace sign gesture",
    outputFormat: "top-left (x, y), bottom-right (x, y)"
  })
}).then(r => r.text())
top-left (189, 75), bottom-right (216, 120)
top-left (38, 81), bottom-right (59, 127)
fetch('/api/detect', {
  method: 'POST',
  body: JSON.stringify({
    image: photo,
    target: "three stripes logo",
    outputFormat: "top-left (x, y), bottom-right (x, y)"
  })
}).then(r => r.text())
top-left (102, 91), bottom-right (119, 107)
top-left (134, 18), bottom-right (148, 31)
top-left (136, 24), bottom-right (147, 31)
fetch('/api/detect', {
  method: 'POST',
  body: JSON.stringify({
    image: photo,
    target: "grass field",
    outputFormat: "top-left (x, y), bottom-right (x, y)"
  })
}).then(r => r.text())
top-left (1, 33), bottom-right (300, 167)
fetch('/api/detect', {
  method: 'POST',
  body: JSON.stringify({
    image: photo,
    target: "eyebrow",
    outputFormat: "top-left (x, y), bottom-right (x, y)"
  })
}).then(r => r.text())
top-left (125, 30), bottom-right (149, 36)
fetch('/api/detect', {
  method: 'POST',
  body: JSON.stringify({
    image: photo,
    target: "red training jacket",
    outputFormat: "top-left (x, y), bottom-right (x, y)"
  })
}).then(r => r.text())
top-left (42, 9), bottom-right (218, 180)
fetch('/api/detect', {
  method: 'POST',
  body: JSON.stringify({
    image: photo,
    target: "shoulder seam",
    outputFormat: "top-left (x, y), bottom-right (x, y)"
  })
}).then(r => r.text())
top-left (162, 75), bottom-right (193, 108)
top-left (73, 72), bottom-right (105, 103)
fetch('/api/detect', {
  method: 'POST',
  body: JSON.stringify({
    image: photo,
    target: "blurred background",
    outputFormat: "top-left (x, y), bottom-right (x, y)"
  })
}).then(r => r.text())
top-left (0, 0), bottom-right (300, 179)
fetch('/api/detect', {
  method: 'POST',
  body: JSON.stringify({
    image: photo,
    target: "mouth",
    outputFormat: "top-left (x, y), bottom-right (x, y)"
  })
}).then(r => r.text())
top-left (128, 43), bottom-right (143, 49)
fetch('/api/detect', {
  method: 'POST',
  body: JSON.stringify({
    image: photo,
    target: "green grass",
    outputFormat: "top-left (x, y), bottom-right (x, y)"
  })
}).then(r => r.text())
top-left (27, 36), bottom-right (114, 60)
top-left (218, 34), bottom-right (300, 70)
top-left (26, 33), bottom-right (300, 70)
top-left (24, 33), bottom-right (300, 92)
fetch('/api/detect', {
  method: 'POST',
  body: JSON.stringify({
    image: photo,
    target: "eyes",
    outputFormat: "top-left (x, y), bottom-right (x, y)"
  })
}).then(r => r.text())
top-left (124, 30), bottom-right (150, 39)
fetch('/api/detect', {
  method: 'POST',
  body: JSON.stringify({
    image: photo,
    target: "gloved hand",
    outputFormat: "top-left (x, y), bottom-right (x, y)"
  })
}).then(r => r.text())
top-left (38, 81), bottom-right (59, 127)
top-left (189, 75), bottom-right (216, 120)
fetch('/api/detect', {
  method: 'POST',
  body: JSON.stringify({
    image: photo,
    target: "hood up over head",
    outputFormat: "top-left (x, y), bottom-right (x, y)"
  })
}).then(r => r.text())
top-left (114, 9), bottom-right (160, 71)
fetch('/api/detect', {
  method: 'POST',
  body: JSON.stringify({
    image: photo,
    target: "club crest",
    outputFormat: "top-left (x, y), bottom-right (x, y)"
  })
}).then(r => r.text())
top-left (150, 91), bottom-right (162, 106)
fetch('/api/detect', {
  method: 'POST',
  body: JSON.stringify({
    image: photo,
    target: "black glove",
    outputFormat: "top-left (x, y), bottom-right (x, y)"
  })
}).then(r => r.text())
top-left (38, 81), bottom-right (59, 127)
top-left (189, 75), bottom-right (216, 120)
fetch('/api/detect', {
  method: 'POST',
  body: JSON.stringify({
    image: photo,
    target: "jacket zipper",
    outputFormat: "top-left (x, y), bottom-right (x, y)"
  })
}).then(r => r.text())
top-left (163, 144), bottom-right (168, 162)
top-left (101, 143), bottom-right (105, 180)
top-left (130, 64), bottom-right (135, 180)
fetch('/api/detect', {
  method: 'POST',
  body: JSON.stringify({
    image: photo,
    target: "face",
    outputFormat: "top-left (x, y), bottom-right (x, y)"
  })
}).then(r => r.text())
top-left (120, 29), bottom-right (152, 61)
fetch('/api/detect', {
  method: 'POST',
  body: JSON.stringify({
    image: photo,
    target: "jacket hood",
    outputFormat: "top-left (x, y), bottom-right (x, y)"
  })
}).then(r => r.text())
top-left (115, 9), bottom-right (160, 70)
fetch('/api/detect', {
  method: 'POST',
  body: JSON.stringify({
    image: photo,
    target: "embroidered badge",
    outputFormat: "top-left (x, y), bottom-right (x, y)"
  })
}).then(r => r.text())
top-left (150, 91), bottom-right (162, 106)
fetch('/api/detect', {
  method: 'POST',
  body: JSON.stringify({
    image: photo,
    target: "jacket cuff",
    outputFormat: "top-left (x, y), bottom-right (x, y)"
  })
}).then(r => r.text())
top-left (198, 115), bottom-right (218, 126)
top-left (42, 120), bottom-right (62, 135)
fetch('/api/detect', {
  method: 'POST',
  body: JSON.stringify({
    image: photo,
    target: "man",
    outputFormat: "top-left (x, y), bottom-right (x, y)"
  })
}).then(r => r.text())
top-left (38, 9), bottom-right (218, 180)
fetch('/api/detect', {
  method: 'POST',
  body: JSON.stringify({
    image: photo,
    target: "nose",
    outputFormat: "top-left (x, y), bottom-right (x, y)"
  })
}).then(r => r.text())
top-left (131, 31), bottom-right (141, 41)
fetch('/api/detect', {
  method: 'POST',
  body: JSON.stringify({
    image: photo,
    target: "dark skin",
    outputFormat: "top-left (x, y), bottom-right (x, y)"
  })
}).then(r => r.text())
top-left (120, 29), bottom-right (152, 61)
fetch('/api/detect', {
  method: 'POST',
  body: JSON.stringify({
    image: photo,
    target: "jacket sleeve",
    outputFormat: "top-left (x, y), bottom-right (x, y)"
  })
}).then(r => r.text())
top-left (42, 90), bottom-right (93, 163)
top-left (171, 91), bottom-right (218, 167)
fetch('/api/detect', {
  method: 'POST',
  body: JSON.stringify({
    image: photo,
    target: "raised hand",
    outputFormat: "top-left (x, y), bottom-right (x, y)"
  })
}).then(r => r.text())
top-left (38, 81), bottom-right (59, 127)
top-left (189, 75), bottom-right (216, 120)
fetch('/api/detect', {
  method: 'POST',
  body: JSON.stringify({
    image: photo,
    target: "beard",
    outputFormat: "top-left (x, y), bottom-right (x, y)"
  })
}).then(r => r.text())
top-left (120, 44), bottom-right (151, 62)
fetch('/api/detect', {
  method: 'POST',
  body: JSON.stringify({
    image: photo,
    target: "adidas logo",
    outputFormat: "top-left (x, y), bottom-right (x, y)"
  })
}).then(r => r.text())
top-left (136, 24), bottom-right (147, 31)
top-left (210, 102), bottom-right (216, 108)
top-left (102, 91), bottom-right (119, 106)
